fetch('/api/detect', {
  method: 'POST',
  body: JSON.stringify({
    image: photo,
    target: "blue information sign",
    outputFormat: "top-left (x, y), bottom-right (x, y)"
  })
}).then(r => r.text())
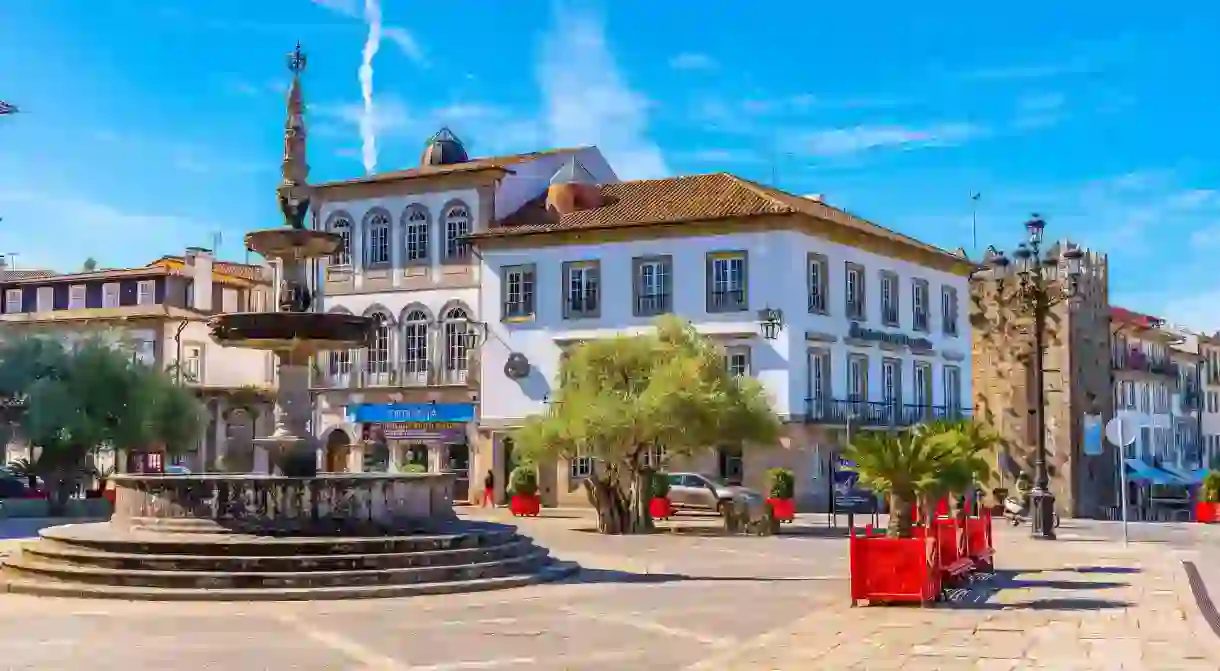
top-left (352, 403), bottom-right (476, 424)
top-left (833, 458), bottom-right (878, 514)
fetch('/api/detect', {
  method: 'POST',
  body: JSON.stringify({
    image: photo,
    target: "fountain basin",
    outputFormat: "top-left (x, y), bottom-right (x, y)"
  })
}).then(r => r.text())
top-left (109, 473), bottom-right (457, 535)
top-left (245, 228), bottom-right (344, 260)
top-left (208, 311), bottom-right (373, 352)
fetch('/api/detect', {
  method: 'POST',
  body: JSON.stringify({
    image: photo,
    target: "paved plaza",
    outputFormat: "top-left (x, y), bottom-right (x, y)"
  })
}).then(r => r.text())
top-left (0, 511), bottom-right (1216, 669)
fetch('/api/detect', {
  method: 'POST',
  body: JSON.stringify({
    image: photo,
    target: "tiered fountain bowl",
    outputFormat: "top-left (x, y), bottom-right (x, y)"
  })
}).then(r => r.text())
top-left (0, 228), bottom-right (577, 600)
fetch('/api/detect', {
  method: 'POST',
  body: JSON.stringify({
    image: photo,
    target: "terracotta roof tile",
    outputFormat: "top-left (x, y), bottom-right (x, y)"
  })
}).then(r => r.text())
top-left (1111, 306), bottom-right (1164, 329)
top-left (476, 172), bottom-right (961, 262)
top-left (313, 146), bottom-right (590, 189)
top-left (151, 256), bottom-right (267, 282)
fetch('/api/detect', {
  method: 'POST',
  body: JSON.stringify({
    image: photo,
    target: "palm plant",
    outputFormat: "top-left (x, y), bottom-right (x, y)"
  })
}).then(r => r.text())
top-left (842, 424), bottom-right (962, 538)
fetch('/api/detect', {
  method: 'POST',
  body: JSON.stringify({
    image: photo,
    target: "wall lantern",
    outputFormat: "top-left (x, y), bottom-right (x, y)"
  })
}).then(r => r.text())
top-left (757, 306), bottom-right (785, 340)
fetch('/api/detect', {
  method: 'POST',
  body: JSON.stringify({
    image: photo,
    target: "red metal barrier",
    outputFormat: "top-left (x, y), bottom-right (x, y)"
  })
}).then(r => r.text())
top-left (849, 524), bottom-right (941, 606)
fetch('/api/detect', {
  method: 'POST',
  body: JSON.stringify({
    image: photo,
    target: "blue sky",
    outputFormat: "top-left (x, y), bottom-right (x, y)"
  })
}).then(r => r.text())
top-left (2, 1), bottom-right (1219, 329)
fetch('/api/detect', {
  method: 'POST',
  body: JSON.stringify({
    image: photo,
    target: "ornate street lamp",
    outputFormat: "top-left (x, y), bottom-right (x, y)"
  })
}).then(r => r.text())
top-left (457, 317), bottom-right (489, 351)
top-left (757, 306), bottom-right (785, 340)
top-left (985, 214), bottom-right (1085, 540)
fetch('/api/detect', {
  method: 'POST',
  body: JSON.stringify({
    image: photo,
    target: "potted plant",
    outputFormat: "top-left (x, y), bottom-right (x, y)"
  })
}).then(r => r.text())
top-left (842, 423), bottom-right (977, 606)
top-left (1196, 471), bottom-right (1220, 523)
top-left (508, 464), bottom-right (541, 517)
top-left (649, 471), bottom-right (673, 520)
top-left (765, 467), bottom-right (796, 523)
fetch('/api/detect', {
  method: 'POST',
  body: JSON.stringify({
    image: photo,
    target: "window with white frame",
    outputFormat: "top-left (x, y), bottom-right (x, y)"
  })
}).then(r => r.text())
top-left (364, 211), bottom-right (391, 266)
top-left (36, 286), bottom-right (53, 312)
top-left (443, 306), bottom-right (470, 380)
top-left (182, 344), bottom-right (204, 383)
top-left (944, 365), bottom-right (962, 412)
top-left (402, 310), bottom-right (430, 379)
top-left (941, 286), bottom-right (959, 336)
top-left (102, 282), bottom-right (119, 308)
top-left (881, 358), bottom-right (901, 408)
top-left (642, 445), bottom-right (667, 469)
top-left (330, 217), bottom-right (353, 267)
top-left (725, 345), bottom-right (751, 377)
top-left (68, 284), bottom-right (86, 309)
top-left (845, 262), bottom-right (865, 319)
top-left (913, 362), bottom-right (932, 408)
top-left (329, 349), bottom-right (352, 376)
top-left (707, 252), bottom-right (747, 311)
top-left (808, 253), bottom-right (828, 314)
top-left (808, 349), bottom-right (830, 412)
top-left (403, 205), bottom-right (429, 263)
top-left (136, 280), bottom-right (155, 306)
top-left (847, 353), bottom-right (868, 402)
top-left (912, 279), bottom-right (930, 332)
top-left (569, 454), bottom-right (594, 479)
top-left (880, 271), bottom-right (899, 325)
top-left (563, 261), bottom-right (600, 319)
top-left (501, 265), bottom-right (535, 320)
top-left (366, 313), bottom-right (391, 374)
top-left (4, 288), bottom-right (21, 313)
top-left (634, 256), bottom-right (672, 316)
top-left (443, 202), bottom-right (471, 261)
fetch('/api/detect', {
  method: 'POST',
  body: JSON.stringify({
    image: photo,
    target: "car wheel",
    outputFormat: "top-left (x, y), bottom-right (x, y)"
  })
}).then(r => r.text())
top-left (716, 500), bottom-right (728, 517)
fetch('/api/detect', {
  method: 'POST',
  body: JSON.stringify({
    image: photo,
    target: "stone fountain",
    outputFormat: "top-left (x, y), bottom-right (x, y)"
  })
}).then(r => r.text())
top-left (0, 44), bottom-right (575, 600)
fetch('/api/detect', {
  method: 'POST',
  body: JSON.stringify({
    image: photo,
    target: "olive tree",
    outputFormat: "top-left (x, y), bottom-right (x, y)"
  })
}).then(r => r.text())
top-left (514, 316), bottom-right (780, 534)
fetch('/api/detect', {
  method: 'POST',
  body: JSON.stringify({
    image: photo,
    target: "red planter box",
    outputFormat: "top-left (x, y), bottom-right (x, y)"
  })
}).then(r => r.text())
top-left (767, 498), bottom-right (795, 523)
top-left (849, 525), bottom-right (941, 606)
top-left (965, 509), bottom-right (996, 570)
top-left (1196, 501), bottom-right (1219, 523)
top-left (103, 488), bottom-right (116, 505)
top-left (650, 497), bottom-right (673, 520)
top-left (509, 494), bottom-right (540, 517)
top-left (912, 497), bottom-right (951, 523)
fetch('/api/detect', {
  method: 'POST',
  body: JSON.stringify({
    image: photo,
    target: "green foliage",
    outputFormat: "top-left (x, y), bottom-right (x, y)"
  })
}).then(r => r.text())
top-left (402, 463), bottom-right (427, 474)
top-left (0, 334), bottom-right (206, 478)
top-left (509, 465), bottom-right (538, 497)
top-left (650, 472), bottom-right (671, 499)
top-left (82, 257), bottom-right (97, 272)
top-left (1203, 471), bottom-right (1220, 503)
top-left (513, 316), bottom-right (781, 533)
top-left (766, 467), bottom-right (795, 499)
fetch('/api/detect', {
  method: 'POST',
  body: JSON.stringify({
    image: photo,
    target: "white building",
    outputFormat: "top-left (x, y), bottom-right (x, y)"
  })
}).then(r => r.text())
top-left (1111, 308), bottom-right (1182, 467)
top-left (471, 164), bottom-right (975, 510)
top-left (308, 129), bottom-right (617, 498)
top-left (1197, 334), bottom-right (1220, 468)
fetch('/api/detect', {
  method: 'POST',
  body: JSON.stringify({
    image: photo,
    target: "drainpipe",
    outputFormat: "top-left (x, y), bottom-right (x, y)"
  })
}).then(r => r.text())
top-left (174, 320), bottom-right (188, 385)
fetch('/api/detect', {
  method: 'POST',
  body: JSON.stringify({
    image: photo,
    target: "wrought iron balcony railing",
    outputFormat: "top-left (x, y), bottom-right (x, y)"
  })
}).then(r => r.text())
top-left (312, 358), bottom-right (471, 390)
top-left (804, 397), bottom-right (970, 427)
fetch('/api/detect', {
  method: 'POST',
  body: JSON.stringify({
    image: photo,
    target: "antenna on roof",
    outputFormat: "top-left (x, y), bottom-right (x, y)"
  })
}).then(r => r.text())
top-left (211, 232), bottom-right (223, 256)
top-left (4, 252), bottom-right (17, 270)
top-left (970, 192), bottom-right (981, 258)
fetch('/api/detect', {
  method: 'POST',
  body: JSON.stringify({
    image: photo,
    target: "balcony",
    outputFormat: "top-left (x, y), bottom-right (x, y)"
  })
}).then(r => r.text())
top-left (1112, 349), bottom-right (1177, 377)
top-left (312, 360), bottom-right (471, 390)
top-left (804, 398), bottom-right (971, 427)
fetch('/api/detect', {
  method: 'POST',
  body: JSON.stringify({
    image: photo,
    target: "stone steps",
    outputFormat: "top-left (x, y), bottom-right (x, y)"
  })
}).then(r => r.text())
top-left (4, 549), bottom-right (552, 589)
top-left (1, 561), bottom-right (580, 601)
top-left (1, 521), bottom-right (579, 601)
top-left (19, 537), bottom-right (537, 572)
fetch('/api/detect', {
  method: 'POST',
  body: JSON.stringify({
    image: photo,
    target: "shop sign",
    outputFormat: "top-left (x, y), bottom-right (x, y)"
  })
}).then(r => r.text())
top-left (848, 323), bottom-right (933, 351)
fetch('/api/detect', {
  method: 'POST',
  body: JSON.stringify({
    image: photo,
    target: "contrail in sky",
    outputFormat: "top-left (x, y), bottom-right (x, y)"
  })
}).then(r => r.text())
top-left (358, 0), bottom-right (383, 175)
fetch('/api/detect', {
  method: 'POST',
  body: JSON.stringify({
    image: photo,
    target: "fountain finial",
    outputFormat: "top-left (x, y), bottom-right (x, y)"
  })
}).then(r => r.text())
top-left (279, 42), bottom-right (311, 229)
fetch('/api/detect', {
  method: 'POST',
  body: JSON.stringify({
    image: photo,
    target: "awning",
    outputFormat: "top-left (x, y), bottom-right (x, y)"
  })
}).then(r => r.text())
top-left (1124, 459), bottom-right (1180, 485)
top-left (1162, 465), bottom-right (1208, 485)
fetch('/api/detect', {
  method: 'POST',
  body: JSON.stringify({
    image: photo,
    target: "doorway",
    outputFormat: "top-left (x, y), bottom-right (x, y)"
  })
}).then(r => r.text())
top-left (446, 443), bottom-right (470, 502)
top-left (325, 430), bottom-right (351, 472)
top-left (717, 446), bottom-right (743, 485)
top-left (500, 436), bottom-right (516, 504)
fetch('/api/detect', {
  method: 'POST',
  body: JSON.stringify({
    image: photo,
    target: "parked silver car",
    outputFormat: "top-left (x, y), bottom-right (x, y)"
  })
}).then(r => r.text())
top-left (666, 472), bottom-right (761, 515)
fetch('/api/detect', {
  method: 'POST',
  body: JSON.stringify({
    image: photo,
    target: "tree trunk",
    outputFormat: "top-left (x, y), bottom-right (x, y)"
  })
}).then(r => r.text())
top-left (950, 492), bottom-right (969, 557)
top-left (47, 467), bottom-right (75, 516)
top-left (584, 477), bottom-right (630, 534)
top-left (627, 470), bottom-right (653, 534)
top-left (887, 491), bottom-right (914, 538)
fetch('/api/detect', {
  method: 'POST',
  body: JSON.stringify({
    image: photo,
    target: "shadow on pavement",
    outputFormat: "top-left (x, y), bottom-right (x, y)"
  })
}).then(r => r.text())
top-left (1004, 579), bottom-right (1129, 590)
top-left (564, 567), bottom-right (840, 585)
top-left (1018, 566), bottom-right (1142, 575)
top-left (940, 570), bottom-right (1132, 611)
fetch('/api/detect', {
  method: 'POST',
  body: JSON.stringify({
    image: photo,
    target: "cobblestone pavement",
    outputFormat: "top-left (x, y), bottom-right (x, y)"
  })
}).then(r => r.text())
top-left (0, 510), bottom-right (1213, 670)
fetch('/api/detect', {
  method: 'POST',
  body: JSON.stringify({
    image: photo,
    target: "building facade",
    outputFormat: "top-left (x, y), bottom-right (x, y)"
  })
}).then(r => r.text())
top-left (308, 129), bottom-right (618, 501)
top-left (972, 245), bottom-right (1115, 518)
top-left (1201, 334), bottom-right (1220, 468)
top-left (470, 167), bottom-right (974, 511)
top-left (0, 249), bottom-right (276, 471)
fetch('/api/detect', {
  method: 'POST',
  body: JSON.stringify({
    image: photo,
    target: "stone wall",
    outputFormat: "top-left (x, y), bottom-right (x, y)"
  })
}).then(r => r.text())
top-left (971, 244), bottom-right (1115, 517)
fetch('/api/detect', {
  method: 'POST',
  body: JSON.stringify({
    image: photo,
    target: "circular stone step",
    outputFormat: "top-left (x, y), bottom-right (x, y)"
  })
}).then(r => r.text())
top-left (20, 537), bottom-right (538, 572)
top-left (3, 549), bottom-right (552, 589)
top-left (0, 561), bottom-right (580, 601)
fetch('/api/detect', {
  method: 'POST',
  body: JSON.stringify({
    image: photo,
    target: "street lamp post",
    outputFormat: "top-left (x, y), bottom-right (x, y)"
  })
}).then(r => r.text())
top-left (984, 214), bottom-right (1085, 540)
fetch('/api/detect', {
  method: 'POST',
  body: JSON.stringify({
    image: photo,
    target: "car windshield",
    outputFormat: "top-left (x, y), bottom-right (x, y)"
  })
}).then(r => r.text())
top-left (702, 475), bottom-right (729, 487)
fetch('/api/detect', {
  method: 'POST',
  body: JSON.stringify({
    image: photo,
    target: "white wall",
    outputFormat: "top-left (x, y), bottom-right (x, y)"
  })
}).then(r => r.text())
top-left (478, 228), bottom-right (971, 424)
top-left (175, 320), bottom-right (273, 389)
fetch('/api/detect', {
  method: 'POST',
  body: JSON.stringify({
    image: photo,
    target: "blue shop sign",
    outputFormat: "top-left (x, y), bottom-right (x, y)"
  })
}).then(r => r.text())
top-left (352, 403), bottom-right (476, 424)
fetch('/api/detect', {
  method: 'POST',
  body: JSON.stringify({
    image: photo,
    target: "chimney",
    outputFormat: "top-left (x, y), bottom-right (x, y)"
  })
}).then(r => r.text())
top-left (546, 156), bottom-right (602, 215)
top-left (185, 247), bottom-right (213, 311)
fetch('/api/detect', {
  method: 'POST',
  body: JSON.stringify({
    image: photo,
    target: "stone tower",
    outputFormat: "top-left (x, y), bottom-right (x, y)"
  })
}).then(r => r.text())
top-left (971, 241), bottom-right (1114, 517)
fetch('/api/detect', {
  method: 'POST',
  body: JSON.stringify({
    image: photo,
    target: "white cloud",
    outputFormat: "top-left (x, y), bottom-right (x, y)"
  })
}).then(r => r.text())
top-left (309, 0), bottom-right (426, 64)
top-left (798, 123), bottom-right (986, 157)
top-left (0, 191), bottom-right (218, 271)
top-left (669, 52), bottom-right (716, 70)
top-left (536, 7), bottom-right (668, 179)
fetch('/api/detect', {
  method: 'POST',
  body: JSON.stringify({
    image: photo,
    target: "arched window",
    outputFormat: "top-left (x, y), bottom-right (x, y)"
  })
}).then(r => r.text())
top-left (329, 216), bottom-right (353, 267)
top-left (366, 313), bottom-right (391, 381)
top-left (443, 306), bottom-right (470, 383)
top-left (443, 202), bottom-right (471, 261)
top-left (403, 205), bottom-right (430, 263)
top-left (403, 309), bottom-right (429, 383)
top-left (364, 210), bottom-right (391, 267)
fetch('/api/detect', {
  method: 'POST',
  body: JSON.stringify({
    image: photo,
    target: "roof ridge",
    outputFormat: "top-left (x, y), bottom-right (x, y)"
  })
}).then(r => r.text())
top-left (722, 174), bottom-right (802, 212)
